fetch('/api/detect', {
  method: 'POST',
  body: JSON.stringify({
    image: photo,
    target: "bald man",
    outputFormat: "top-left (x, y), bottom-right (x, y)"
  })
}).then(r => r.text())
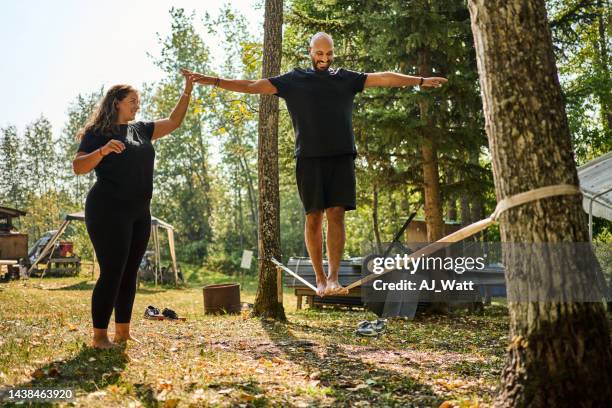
top-left (187, 32), bottom-right (447, 297)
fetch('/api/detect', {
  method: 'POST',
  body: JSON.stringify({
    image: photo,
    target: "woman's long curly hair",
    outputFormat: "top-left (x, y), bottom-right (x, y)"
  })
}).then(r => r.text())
top-left (77, 84), bottom-right (137, 140)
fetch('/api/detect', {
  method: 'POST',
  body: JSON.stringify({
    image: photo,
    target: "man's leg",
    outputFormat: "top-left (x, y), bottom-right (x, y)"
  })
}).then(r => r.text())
top-left (325, 206), bottom-right (346, 294)
top-left (305, 210), bottom-right (327, 296)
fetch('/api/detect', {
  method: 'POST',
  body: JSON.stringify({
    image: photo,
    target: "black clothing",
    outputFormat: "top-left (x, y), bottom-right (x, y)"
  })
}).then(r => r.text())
top-left (295, 154), bottom-right (356, 213)
top-left (78, 121), bottom-right (155, 200)
top-left (85, 184), bottom-right (151, 329)
top-left (268, 68), bottom-right (367, 157)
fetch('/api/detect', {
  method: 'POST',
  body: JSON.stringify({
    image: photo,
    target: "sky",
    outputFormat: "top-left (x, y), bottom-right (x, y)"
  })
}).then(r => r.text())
top-left (0, 0), bottom-right (263, 137)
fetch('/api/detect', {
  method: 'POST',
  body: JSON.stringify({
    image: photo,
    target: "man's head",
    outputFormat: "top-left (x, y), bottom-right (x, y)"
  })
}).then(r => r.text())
top-left (308, 32), bottom-right (334, 71)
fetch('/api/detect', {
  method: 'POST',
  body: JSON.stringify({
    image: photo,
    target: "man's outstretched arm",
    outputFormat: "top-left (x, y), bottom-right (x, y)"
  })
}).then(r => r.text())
top-left (183, 69), bottom-right (277, 95)
top-left (364, 72), bottom-right (447, 89)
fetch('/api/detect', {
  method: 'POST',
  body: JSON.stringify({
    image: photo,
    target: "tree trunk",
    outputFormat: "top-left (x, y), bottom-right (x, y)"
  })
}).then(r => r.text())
top-left (446, 171), bottom-right (457, 221)
top-left (467, 1), bottom-right (612, 406)
top-left (595, 0), bottom-right (610, 131)
top-left (252, 0), bottom-right (286, 320)
top-left (238, 156), bottom-right (257, 240)
top-left (372, 182), bottom-right (383, 254)
top-left (418, 51), bottom-right (444, 241)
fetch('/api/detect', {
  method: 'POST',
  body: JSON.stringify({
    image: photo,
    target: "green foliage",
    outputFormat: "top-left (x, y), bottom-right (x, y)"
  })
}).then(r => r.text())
top-left (22, 116), bottom-right (57, 196)
top-left (283, 0), bottom-right (492, 253)
top-left (0, 125), bottom-right (26, 207)
top-left (547, 0), bottom-right (611, 164)
top-left (58, 89), bottom-right (104, 203)
top-left (144, 7), bottom-right (215, 264)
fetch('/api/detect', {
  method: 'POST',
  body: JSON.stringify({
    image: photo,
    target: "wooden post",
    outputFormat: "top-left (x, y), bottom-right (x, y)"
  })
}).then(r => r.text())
top-left (276, 266), bottom-right (283, 305)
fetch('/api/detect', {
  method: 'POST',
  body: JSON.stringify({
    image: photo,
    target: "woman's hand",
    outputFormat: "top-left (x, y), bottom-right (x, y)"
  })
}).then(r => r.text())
top-left (100, 139), bottom-right (125, 156)
top-left (181, 69), bottom-right (196, 94)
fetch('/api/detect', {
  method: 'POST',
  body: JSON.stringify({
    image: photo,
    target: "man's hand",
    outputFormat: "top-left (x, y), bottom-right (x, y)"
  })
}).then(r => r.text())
top-left (181, 68), bottom-right (215, 86)
top-left (421, 77), bottom-right (448, 88)
top-left (179, 68), bottom-right (277, 94)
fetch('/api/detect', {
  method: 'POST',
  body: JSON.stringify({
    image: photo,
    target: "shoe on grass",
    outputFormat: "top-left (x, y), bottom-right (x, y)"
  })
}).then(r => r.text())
top-left (144, 305), bottom-right (164, 320)
top-left (370, 318), bottom-right (387, 333)
top-left (355, 321), bottom-right (378, 337)
top-left (162, 308), bottom-right (186, 321)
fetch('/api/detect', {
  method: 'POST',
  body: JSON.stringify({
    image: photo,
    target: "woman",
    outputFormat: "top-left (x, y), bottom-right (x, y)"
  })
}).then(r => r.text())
top-left (73, 70), bottom-right (196, 349)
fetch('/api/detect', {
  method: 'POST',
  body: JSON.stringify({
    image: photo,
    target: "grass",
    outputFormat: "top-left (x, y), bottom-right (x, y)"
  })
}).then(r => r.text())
top-left (0, 265), bottom-right (510, 407)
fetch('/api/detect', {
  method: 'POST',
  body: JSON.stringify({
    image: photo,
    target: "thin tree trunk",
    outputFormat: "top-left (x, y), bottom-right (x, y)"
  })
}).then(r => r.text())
top-left (372, 182), bottom-right (382, 254)
top-left (238, 155), bottom-right (258, 237)
top-left (467, 1), bottom-right (612, 406)
top-left (596, 0), bottom-right (610, 130)
top-left (418, 52), bottom-right (444, 242)
top-left (460, 194), bottom-right (471, 226)
top-left (446, 171), bottom-right (457, 221)
top-left (252, 0), bottom-right (285, 320)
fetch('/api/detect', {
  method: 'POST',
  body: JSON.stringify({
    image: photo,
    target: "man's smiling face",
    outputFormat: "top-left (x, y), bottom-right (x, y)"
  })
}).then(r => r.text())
top-left (308, 34), bottom-right (334, 72)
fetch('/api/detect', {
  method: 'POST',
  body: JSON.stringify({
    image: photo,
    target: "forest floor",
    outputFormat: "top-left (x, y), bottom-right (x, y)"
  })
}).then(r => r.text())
top-left (0, 265), bottom-right (512, 407)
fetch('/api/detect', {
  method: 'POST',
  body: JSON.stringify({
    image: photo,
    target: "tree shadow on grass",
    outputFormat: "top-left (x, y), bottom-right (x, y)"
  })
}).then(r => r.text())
top-left (10, 344), bottom-right (128, 407)
top-left (43, 280), bottom-right (165, 294)
top-left (259, 320), bottom-right (441, 407)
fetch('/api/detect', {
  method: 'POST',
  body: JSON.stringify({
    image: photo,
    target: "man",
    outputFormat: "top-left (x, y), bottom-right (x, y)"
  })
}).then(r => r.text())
top-left (187, 32), bottom-right (447, 296)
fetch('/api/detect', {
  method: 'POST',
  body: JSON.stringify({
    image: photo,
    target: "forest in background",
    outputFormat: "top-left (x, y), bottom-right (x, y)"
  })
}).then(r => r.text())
top-left (1, 0), bottom-right (609, 274)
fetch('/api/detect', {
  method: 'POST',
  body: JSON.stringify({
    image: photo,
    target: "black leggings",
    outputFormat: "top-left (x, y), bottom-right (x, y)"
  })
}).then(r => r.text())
top-left (85, 184), bottom-right (151, 329)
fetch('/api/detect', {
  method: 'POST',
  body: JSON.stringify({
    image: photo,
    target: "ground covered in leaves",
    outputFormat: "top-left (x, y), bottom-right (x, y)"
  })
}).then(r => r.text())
top-left (1, 267), bottom-right (510, 407)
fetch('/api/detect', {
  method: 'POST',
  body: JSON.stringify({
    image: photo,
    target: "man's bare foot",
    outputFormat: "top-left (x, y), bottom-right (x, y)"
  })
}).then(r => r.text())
top-left (325, 280), bottom-right (344, 296)
top-left (92, 337), bottom-right (115, 349)
top-left (316, 280), bottom-right (327, 297)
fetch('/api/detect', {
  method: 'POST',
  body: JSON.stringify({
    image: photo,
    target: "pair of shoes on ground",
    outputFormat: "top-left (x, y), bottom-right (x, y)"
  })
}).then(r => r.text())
top-left (144, 305), bottom-right (186, 321)
top-left (355, 318), bottom-right (387, 337)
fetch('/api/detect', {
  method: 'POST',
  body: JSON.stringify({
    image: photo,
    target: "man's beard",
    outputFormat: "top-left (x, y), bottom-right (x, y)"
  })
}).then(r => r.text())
top-left (311, 58), bottom-right (332, 71)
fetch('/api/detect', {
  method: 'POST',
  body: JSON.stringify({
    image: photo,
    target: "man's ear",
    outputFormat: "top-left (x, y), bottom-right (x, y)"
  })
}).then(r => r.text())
top-left (307, 46), bottom-right (312, 55)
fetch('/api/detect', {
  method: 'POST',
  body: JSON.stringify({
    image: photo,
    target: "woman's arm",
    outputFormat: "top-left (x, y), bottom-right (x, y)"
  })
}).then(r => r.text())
top-left (151, 71), bottom-right (197, 141)
top-left (364, 72), bottom-right (448, 88)
top-left (72, 139), bottom-right (125, 175)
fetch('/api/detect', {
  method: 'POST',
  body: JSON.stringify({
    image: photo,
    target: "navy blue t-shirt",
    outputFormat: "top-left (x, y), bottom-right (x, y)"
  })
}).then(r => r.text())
top-left (77, 121), bottom-right (155, 200)
top-left (268, 68), bottom-right (367, 157)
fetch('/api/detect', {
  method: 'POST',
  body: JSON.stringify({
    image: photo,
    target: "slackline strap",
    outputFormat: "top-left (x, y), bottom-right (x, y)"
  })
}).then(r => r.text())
top-left (491, 184), bottom-right (581, 221)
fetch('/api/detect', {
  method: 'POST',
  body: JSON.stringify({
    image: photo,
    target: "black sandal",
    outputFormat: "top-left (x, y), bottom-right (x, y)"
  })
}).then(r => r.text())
top-left (162, 308), bottom-right (186, 321)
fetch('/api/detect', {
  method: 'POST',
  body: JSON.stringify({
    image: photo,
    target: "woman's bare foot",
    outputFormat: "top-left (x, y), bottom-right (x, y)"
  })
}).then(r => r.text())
top-left (92, 328), bottom-right (115, 349)
top-left (114, 323), bottom-right (140, 344)
top-left (325, 280), bottom-right (344, 296)
top-left (113, 334), bottom-right (141, 344)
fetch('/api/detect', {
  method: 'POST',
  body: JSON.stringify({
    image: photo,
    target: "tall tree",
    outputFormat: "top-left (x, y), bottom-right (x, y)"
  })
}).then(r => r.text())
top-left (467, 0), bottom-right (612, 405)
top-left (144, 8), bottom-right (214, 263)
top-left (252, 0), bottom-right (286, 319)
top-left (284, 0), bottom-right (491, 245)
top-left (0, 125), bottom-right (25, 207)
top-left (22, 116), bottom-right (57, 197)
top-left (59, 90), bottom-right (104, 203)
top-left (547, 0), bottom-right (611, 163)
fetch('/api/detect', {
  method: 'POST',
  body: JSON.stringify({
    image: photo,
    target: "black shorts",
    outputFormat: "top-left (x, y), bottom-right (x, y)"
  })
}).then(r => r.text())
top-left (295, 155), bottom-right (356, 213)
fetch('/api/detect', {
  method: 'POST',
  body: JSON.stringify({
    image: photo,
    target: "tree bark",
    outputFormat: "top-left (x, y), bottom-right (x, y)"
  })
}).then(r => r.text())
top-left (252, 0), bottom-right (286, 320)
top-left (418, 51), bottom-right (444, 241)
top-left (467, 1), bottom-right (612, 406)
top-left (445, 171), bottom-right (457, 221)
top-left (372, 182), bottom-right (383, 254)
top-left (595, 0), bottom-right (610, 131)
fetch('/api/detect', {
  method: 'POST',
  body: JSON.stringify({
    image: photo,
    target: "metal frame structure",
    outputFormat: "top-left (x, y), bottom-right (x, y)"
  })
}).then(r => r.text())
top-left (26, 211), bottom-right (179, 285)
